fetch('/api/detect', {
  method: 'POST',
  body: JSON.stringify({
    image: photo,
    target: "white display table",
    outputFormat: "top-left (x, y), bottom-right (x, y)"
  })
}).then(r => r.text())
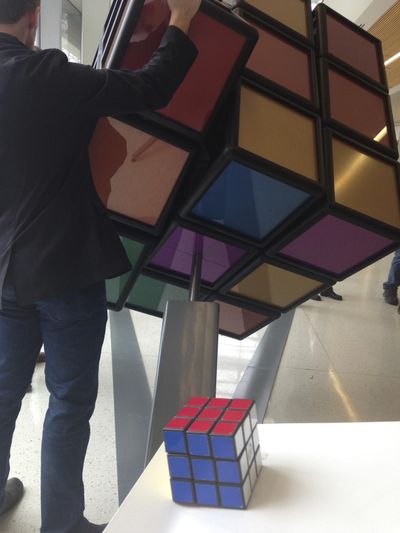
top-left (105, 422), bottom-right (400, 533)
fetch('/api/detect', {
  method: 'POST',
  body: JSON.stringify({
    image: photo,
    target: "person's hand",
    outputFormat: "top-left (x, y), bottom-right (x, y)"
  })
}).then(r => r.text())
top-left (168, 0), bottom-right (201, 34)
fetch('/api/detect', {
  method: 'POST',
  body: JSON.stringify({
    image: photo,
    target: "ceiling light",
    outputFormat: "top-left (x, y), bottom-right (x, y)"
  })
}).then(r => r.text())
top-left (385, 51), bottom-right (400, 66)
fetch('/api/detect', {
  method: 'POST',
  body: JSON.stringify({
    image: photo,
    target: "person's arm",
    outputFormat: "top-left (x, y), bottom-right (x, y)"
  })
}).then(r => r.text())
top-left (54, 0), bottom-right (201, 120)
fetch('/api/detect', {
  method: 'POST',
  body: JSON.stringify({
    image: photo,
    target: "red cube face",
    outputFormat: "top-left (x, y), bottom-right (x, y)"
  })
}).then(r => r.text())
top-left (230, 399), bottom-right (254, 411)
top-left (221, 410), bottom-right (247, 423)
top-left (164, 418), bottom-right (192, 431)
top-left (186, 397), bottom-right (209, 408)
top-left (119, 0), bottom-right (249, 133)
top-left (198, 408), bottom-right (224, 421)
top-left (208, 398), bottom-right (231, 409)
top-left (175, 407), bottom-right (202, 418)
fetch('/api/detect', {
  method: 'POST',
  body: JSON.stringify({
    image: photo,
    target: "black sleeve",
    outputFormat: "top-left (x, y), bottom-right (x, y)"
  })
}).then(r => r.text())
top-left (56, 26), bottom-right (198, 119)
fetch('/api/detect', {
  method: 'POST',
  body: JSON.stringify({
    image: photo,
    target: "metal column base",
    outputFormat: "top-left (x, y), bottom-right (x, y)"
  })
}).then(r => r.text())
top-left (145, 300), bottom-right (219, 465)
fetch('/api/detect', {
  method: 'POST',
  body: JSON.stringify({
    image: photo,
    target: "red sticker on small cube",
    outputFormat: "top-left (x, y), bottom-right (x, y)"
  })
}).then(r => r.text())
top-left (221, 410), bottom-right (247, 423)
top-left (188, 420), bottom-right (214, 433)
top-left (208, 398), bottom-right (231, 408)
top-left (211, 422), bottom-right (239, 436)
top-left (164, 418), bottom-right (192, 431)
top-left (230, 399), bottom-right (253, 410)
top-left (186, 397), bottom-right (210, 407)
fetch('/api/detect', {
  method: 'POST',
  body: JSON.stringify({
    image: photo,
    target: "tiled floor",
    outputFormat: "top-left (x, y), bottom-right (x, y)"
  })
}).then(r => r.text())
top-left (265, 254), bottom-right (400, 423)
top-left (1, 254), bottom-right (399, 531)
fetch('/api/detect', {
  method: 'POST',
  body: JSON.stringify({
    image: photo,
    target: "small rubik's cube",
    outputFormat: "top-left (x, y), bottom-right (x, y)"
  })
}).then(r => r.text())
top-left (163, 397), bottom-right (262, 509)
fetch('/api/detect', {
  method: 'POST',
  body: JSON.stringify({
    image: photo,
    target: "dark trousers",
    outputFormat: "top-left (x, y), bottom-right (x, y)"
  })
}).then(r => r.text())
top-left (0, 278), bottom-right (107, 532)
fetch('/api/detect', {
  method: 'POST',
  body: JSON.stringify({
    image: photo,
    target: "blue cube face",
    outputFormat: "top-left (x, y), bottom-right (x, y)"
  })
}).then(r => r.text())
top-left (191, 458), bottom-right (216, 482)
top-left (164, 430), bottom-right (187, 454)
top-left (168, 455), bottom-right (191, 479)
top-left (191, 161), bottom-right (312, 241)
top-left (216, 460), bottom-right (241, 484)
top-left (195, 483), bottom-right (219, 507)
top-left (187, 434), bottom-right (211, 456)
top-left (219, 476), bottom-right (252, 509)
top-left (211, 435), bottom-right (235, 459)
top-left (170, 480), bottom-right (194, 504)
top-left (219, 485), bottom-right (245, 509)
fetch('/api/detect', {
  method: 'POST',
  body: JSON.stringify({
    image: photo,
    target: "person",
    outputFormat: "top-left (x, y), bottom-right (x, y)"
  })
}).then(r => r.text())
top-left (312, 286), bottom-right (343, 302)
top-left (0, 0), bottom-right (200, 531)
top-left (383, 249), bottom-right (400, 311)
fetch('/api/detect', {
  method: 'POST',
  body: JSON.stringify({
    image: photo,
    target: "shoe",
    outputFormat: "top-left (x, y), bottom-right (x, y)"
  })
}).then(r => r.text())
top-left (83, 524), bottom-right (107, 532)
top-left (383, 287), bottom-right (398, 306)
top-left (321, 287), bottom-right (343, 301)
top-left (0, 478), bottom-right (24, 516)
top-left (74, 519), bottom-right (108, 532)
top-left (311, 294), bottom-right (322, 301)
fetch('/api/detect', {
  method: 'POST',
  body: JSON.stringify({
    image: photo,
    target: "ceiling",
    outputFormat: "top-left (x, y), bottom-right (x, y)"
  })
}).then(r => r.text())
top-left (369, 0), bottom-right (400, 90)
top-left (68, 0), bottom-right (82, 11)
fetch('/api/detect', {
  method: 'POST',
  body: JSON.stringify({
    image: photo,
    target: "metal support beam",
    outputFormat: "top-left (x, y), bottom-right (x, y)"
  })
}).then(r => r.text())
top-left (145, 301), bottom-right (219, 465)
top-left (233, 310), bottom-right (295, 423)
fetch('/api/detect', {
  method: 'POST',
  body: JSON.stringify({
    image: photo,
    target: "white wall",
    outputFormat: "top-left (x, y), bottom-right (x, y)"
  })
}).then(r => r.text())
top-left (82, 0), bottom-right (113, 65)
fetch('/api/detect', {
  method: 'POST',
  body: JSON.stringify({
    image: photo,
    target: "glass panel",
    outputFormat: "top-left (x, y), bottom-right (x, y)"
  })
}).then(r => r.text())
top-left (61, 0), bottom-right (82, 63)
top-left (332, 137), bottom-right (400, 229)
top-left (118, 1), bottom-right (247, 132)
top-left (328, 67), bottom-right (391, 149)
top-left (106, 237), bottom-right (144, 304)
top-left (279, 214), bottom-right (394, 276)
top-left (245, 16), bottom-right (313, 101)
top-left (106, 273), bottom-right (130, 305)
top-left (127, 275), bottom-right (189, 314)
top-left (216, 300), bottom-right (272, 337)
top-left (239, 86), bottom-right (319, 181)
top-left (89, 118), bottom-right (190, 226)
top-left (191, 161), bottom-right (311, 241)
top-left (230, 263), bottom-right (324, 308)
top-left (243, 0), bottom-right (309, 38)
top-left (326, 13), bottom-right (382, 84)
top-left (149, 228), bottom-right (248, 285)
top-left (105, 237), bottom-right (145, 304)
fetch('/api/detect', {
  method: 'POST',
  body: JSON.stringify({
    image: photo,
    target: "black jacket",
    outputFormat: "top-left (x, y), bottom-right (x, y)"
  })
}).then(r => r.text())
top-left (0, 27), bottom-right (197, 305)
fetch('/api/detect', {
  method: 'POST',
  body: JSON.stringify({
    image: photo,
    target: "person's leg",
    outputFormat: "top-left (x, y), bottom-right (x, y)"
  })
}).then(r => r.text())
top-left (38, 282), bottom-right (107, 533)
top-left (383, 250), bottom-right (400, 305)
top-left (0, 279), bottom-right (42, 508)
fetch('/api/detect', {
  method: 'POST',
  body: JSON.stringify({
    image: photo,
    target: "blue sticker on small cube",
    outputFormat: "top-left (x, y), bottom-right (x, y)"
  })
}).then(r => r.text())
top-left (191, 458), bottom-right (216, 481)
top-left (168, 455), bottom-right (191, 479)
top-left (195, 482), bottom-right (219, 507)
top-left (170, 480), bottom-right (195, 504)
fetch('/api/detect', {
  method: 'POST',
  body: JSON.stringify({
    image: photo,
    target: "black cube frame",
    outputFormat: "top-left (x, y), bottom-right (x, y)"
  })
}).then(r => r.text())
top-left (319, 59), bottom-right (399, 160)
top-left (181, 78), bottom-right (325, 249)
top-left (106, 222), bottom-right (157, 311)
top-left (313, 3), bottom-right (388, 92)
top-left (266, 205), bottom-right (400, 282)
top-left (144, 219), bottom-right (258, 293)
top-left (235, 7), bottom-right (320, 111)
top-left (96, 0), bottom-right (258, 142)
top-left (220, 256), bottom-right (335, 314)
top-left (232, 0), bottom-right (314, 47)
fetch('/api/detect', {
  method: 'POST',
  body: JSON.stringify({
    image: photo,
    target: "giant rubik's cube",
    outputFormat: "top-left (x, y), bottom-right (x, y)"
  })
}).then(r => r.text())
top-left (91, 0), bottom-right (400, 340)
top-left (163, 397), bottom-right (261, 509)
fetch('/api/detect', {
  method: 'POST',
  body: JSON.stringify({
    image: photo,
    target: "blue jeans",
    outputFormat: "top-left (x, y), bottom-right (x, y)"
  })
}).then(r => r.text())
top-left (383, 249), bottom-right (400, 289)
top-left (0, 278), bottom-right (107, 532)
